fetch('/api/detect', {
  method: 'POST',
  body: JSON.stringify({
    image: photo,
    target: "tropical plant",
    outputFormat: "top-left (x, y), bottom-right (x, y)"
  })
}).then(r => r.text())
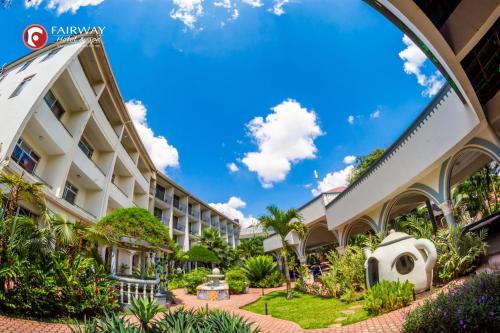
top-left (434, 224), bottom-right (487, 282)
top-left (183, 268), bottom-right (211, 294)
top-left (96, 208), bottom-right (174, 248)
top-left (325, 245), bottom-right (366, 292)
top-left (348, 148), bottom-right (385, 184)
top-left (364, 280), bottom-right (414, 315)
top-left (129, 297), bottom-right (165, 333)
top-left (393, 213), bottom-right (434, 240)
top-left (196, 228), bottom-right (234, 269)
top-left (73, 304), bottom-right (261, 333)
top-left (225, 268), bottom-right (249, 294)
top-left (241, 255), bottom-right (277, 287)
top-left (258, 205), bottom-right (307, 299)
top-left (0, 173), bottom-right (47, 219)
top-left (187, 245), bottom-right (220, 265)
top-left (237, 236), bottom-right (264, 260)
top-left (403, 272), bottom-right (500, 333)
top-left (256, 270), bottom-right (284, 288)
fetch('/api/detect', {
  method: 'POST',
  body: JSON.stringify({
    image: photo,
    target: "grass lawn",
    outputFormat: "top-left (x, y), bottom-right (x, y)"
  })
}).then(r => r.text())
top-left (242, 291), bottom-right (372, 329)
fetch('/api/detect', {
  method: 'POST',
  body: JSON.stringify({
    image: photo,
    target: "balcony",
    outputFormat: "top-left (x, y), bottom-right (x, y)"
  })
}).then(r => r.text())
top-left (189, 228), bottom-right (198, 236)
top-left (92, 103), bottom-right (119, 146)
top-left (73, 148), bottom-right (106, 190)
top-left (117, 145), bottom-right (149, 193)
top-left (173, 222), bottom-right (185, 232)
top-left (188, 209), bottom-right (200, 220)
top-left (201, 216), bottom-right (210, 225)
top-left (109, 182), bottom-right (130, 208)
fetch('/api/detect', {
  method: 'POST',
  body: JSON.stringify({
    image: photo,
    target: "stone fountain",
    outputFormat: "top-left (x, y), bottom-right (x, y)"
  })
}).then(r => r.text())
top-left (196, 268), bottom-right (229, 301)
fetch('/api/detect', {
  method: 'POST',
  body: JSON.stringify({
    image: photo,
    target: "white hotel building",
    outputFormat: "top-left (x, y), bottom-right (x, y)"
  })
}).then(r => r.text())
top-left (0, 34), bottom-right (240, 253)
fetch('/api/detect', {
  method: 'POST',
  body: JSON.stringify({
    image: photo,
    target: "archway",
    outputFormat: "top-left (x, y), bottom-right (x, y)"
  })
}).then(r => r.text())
top-left (382, 190), bottom-right (442, 235)
top-left (301, 222), bottom-right (338, 268)
top-left (342, 218), bottom-right (378, 246)
top-left (446, 145), bottom-right (500, 223)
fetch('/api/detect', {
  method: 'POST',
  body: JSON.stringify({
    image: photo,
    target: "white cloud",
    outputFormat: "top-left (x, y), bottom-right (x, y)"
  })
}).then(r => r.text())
top-left (209, 196), bottom-right (258, 227)
top-left (125, 100), bottom-right (180, 172)
top-left (347, 115), bottom-right (354, 125)
top-left (271, 0), bottom-right (289, 15)
top-left (227, 162), bottom-right (239, 172)
top-left (242, 99), bottom-right (323, 188)
top-left (242, 0), bottom-right (263, 8)
top-left (399, 35), bottom-right (445, 97)
top-left (370, 109), bottom-right (381, 119)
top-left (343, 155), bottom-right (356, 164)
top-left (213, 0), bottom-right (231, 8)
top-left (312, 165), bottom-right (354, 196)
top-left (170, 0), bottom-right (204, 29)
top-left (24, 0), bottom-right (104, 14)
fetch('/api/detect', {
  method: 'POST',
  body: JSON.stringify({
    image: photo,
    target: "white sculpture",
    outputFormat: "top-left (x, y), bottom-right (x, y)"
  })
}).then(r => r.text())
top-left (363, 229), bottom-right (437, 293)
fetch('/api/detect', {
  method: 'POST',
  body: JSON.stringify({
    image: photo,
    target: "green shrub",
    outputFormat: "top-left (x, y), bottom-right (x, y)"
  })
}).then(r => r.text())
top-left (242, 256), bottom-right (277, 287)
top-left (184, 268), bottom-right (211, 294)
top-left (168, 273), bottom-right (186, 290)
top-left (403, 273), bottom-right (500, 333)
top-left (325, 245), bottom-right (366, 292)
top-left (74, 303), bottom-right (261, 333)
top-left (96, 208), bottom-right (173, 247)
top-left (225, 269), bottom-right (249, 294)
top-left (256, 271), bottom-right (284, 288)
top-left (435, 224), bottom-right (487, 282)
top-left (187, 245), bottom-right (220, 264)
top-left (364, 280), bottom-right (414, 315)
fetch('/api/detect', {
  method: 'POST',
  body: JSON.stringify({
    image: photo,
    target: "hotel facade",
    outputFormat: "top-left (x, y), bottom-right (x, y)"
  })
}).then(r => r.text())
top-left (0, 35), bottom-right (240, 257)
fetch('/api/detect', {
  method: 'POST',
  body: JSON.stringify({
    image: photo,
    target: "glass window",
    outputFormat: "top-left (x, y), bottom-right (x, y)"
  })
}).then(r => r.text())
top-left (173, 195), bottom-right (180, 208)
top-left (155, 185), bottom-right (166, 200)
top-left (11, 138), bottom-right (40, 174)
top-left (78, 137), bottom-right (94, 159)
top-left (62, 182), bottom-right (78, 205)
top-left (9, 75), bottom-right (34, 98)
top-left (17, 59), bottom-right (34, 73)
top-left (154, 207), bottom-right (163, 220)
top-left (41, 48), bottom-right (62, 62)
top-left (43, 90), bottom-right (66, 120)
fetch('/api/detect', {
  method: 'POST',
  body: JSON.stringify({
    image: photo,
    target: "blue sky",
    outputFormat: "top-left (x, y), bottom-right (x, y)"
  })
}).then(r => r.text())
top-left (0, 0), bottom-right (444, 226)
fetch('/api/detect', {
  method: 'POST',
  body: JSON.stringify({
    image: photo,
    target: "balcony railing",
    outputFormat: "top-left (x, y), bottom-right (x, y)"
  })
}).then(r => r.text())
top-left (189, 209), bottom-right (200, 219)
top-left (179, 203), bottom-right (187, 213)
top-left (201, 216), bottom-right (210, 224)
top-left (173, 222), bottom-right (185, 231)
top-left (189, 228), bottom-right (198, 235)
top-left (112, 182), bottom-right (129, 198)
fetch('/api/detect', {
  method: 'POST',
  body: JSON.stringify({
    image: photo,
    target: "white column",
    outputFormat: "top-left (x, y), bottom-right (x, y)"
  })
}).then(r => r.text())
top-left (110, 245), bottom-right (118, 276)
top-left (439, 200), bottom-right (456, 227)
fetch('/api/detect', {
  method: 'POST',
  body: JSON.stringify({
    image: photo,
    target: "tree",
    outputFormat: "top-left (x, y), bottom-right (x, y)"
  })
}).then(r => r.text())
top-left (51, 214), bottom-right (112, 264)
top-left (196, 228), bottom-right (232, 268)
top-left (0, 173), bottom-right (48, 264)
top-left (96, 207), bottom-right (174, 248)
top-left (258, 205), bottom-right (307, 300)
top-left (237, 236), bottom-right (264, 260)
top-left (348, 148), bottom-right (385, 185)
top-left (0, 173), bottom-right (47, 220)
top-left (187, 245), bottom-right (220, 265)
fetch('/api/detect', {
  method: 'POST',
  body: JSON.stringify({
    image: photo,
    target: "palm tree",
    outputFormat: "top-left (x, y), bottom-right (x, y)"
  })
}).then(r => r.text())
top-left (258, 205), bottom-right (307, 300)
top-left (51, 214), bottom-right (112, 264)
top-left (196, 228), bottom-right (229, 265)
top-left (0, 173), bottom-right (47, 219)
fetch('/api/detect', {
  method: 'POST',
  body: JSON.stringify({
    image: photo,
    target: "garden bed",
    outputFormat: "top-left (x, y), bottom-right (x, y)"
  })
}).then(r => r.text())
top-left (242, 290), bottom-right (372, 329)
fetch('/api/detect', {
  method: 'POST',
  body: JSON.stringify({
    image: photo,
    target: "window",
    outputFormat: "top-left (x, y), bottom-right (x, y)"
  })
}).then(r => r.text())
top-left (62, 182), bottom-right (78, 205)
top-left (17, 59), bottom-right (34, 73)
top-left (155, 185), bottom-right (166, 201)
top-left (43, 90), bottom-right (66, 120)
top-left (11, 138), bottom-right (40, 174)
top-left (395, 254), bottom-right (415, 275)
top-left (78, 137), bottom-right (94, 159)
top-left (9, 75), bottom-right (34, 98)
top-left (154, 207), bottom-right (163, 220)
top-left (41, 48), bottom-right (62, 62)
top-left (173, 195), bottom-right (180, 208)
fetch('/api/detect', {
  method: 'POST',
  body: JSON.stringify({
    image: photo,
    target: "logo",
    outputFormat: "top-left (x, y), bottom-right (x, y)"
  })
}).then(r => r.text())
top-left (23, 24), bottom-right (48, 50)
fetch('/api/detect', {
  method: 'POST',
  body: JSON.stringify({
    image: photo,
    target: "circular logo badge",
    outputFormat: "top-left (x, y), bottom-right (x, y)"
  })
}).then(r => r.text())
top-left (23, 24), bottom-right (48, 50)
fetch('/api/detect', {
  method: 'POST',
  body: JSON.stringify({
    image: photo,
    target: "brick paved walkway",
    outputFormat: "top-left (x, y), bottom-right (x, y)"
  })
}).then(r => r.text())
top-left (170, 286), bottom-right (415, 333)
top-left (0, 283), bottom-right (456, 333)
